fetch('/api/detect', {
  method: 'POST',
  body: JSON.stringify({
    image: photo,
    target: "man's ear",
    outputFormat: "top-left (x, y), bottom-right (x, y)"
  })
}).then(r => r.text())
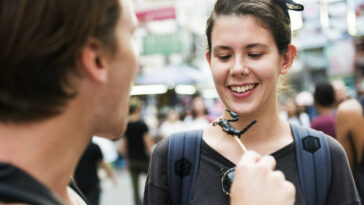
top-left (279, 44), bottom-right (297, 74)
top-left (80, 38), bottom-right (109, 83)
top-left (206, 51), bottom-right (211, 67)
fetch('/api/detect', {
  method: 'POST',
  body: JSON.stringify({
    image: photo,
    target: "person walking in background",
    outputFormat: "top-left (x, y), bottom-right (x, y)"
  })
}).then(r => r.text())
top-left (336, 37), bottom-right (364, 203)
top-left (311, 82), bottom-right (337, 138)
top-left (281, 97), bottom-right (310, 128)
top-left (158, 109), bottom-right (184, 139)
top-left (332, 79), bottom-right (349, 108)
top-left (118, 98), bottom-right (154, 205)
top-left (183, 95), bottom-right (210, 130)
top-left (74, 141), bottom-right (117, 205)
top-left (295, 91), bottom-right (317, 121)
top-left (337, 95), bottom-right (364, 203)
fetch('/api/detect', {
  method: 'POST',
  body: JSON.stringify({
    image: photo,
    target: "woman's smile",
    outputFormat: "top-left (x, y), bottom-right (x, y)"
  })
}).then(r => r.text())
top-left (227, 83), bottom-right (259, 98)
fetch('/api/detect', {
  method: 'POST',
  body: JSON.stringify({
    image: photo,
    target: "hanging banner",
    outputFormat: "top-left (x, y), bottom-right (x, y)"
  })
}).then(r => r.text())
top-left (136, 6), bottom-right (176, 23)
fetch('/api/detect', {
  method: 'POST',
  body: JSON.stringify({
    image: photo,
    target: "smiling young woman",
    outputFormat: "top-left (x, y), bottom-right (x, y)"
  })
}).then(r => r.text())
top-left (144, 0), bottom-right (360, 204)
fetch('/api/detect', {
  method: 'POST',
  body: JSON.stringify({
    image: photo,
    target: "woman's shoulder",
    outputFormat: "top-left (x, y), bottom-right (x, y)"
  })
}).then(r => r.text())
top-left (293, 125), bottom-right (345, 157)
top-left (325, 135), bottom-right (348, 160)
top-left (152, 137), bottom-right (170, 159)
top-left (324, 135), bottom-right (361, 204)
top-left (147, 137), bottom-right (170, 183)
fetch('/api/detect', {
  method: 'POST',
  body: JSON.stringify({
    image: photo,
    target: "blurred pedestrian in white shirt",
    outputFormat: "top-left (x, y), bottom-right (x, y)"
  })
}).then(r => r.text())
top-left (183, 96), bottom-right (210, 131)
top-left (158, 109), bottom-right (184, 138)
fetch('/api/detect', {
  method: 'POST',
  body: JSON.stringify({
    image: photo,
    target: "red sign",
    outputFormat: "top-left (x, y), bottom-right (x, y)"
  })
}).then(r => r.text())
top-left (136, 6), bottom-right (176, 22)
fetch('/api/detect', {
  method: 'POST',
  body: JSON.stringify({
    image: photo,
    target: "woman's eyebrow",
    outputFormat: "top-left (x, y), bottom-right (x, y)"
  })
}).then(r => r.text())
top-left (213, 44), bottom-right (268, 53)
top-left (245, 43), bottom-right (268, 49)
top-left (213, 46), bottom-right (232, 53)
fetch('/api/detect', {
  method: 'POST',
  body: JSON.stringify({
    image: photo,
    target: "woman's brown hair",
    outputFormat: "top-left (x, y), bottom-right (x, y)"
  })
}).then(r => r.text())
top-left (206, 0), bottom-right (292, 56)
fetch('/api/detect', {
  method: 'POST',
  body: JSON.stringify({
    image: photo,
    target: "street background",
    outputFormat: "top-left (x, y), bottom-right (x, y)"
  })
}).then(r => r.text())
top-left (99, 168), bottom-right (147, 205)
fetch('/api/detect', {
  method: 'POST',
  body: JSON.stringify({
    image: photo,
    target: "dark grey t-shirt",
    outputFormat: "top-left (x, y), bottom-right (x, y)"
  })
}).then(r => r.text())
top-left (0, 162), bottom-right (64, 204)
top-left (144, 134), bottom-right (360, 205)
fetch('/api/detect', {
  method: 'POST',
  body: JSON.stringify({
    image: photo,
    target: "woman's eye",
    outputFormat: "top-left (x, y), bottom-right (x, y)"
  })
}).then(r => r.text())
top-left (248, 53), bottom-right (263, 58)
top-left (218, 55), bottom-right (231, 60)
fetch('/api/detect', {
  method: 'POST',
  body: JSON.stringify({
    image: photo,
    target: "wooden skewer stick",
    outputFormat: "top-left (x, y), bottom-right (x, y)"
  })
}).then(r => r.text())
top-left (233, 135), bottom-right (247, 153)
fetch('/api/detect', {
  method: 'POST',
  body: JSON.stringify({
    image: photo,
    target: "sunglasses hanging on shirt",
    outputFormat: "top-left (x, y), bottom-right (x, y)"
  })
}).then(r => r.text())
top-left (213, 110), bottom-right (257, 196)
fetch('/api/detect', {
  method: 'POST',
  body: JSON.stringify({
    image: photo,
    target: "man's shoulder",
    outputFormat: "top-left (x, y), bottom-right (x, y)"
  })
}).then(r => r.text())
top-left (338, 99), bottom-right (363, 115)
top-left (337, 99), bottom-right (364, 132)
top-left (0, 162), bottom-right (63, 205)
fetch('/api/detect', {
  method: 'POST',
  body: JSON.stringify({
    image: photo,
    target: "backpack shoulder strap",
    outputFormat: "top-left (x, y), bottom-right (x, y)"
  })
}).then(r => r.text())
top-left (167, 129), bottom-right (203, 205)
top-left (290, 123), bottom-right (331, 205)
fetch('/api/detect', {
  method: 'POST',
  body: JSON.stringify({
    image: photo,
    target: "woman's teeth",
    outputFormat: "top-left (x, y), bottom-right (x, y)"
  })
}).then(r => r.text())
top-left (231, 84), bottom-right (255, 93)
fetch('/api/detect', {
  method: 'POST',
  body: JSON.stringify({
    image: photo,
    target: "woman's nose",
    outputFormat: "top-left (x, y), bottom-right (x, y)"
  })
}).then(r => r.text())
top-left (230, 58), bottom-right (250, 76)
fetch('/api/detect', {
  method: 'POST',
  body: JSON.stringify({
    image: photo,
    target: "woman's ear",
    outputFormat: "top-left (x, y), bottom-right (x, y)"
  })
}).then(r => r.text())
top-left (279, 44), bottom-right (297, 74)
top-left (79, 38), bottom-right (109, 83)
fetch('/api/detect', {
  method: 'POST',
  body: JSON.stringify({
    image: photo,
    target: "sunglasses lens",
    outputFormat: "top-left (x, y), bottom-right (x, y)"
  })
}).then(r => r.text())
top-left (222, 167), bottom-right (235, 196)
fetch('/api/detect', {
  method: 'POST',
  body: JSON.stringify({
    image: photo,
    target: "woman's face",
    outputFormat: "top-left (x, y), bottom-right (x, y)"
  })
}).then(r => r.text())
top-left (206, 15), bottom-right (293, 117)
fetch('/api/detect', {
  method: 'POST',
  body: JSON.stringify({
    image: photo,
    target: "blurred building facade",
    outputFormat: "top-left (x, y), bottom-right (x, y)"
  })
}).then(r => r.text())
top-left (130, 0), bottom-right (364, 107)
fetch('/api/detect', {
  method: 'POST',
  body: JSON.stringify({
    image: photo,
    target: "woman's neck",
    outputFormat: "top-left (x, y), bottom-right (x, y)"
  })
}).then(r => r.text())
top-left (217, 105), bottom-right (292, 154)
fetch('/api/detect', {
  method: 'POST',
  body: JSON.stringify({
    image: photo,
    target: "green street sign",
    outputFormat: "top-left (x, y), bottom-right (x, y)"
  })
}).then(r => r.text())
top-left (142, 32), bottom-right (183, 55)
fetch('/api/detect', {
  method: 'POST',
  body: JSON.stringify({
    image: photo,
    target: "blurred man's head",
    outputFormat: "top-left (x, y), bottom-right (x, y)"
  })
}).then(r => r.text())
top-left (332, 79), bottom-right (348, 106)
top-left (129, 98), bottom-right (143, 115)
top-left (0, 0), bottom-right (138, 138)
top-left (314, 82), bottom-right (335, 108)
